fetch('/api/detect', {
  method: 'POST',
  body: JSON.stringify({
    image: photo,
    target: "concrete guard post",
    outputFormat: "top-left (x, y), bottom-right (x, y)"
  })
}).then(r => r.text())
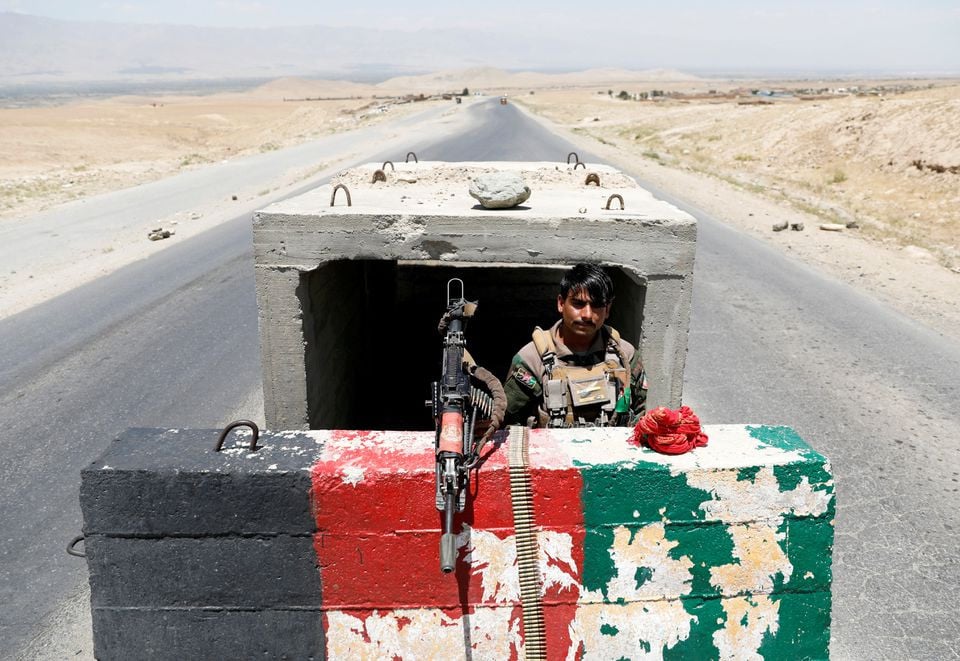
top-left (80, 424), bottom-right (834, 659)
top-left (252, 162), bottom-right (697, 430)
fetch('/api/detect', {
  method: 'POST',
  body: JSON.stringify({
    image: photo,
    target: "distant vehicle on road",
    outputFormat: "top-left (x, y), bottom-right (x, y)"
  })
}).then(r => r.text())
top-left (500, 96), bottom-right (508, 105)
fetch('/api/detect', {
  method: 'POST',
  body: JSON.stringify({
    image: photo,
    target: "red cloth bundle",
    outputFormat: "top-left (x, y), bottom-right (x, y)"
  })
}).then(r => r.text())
top-left (628, 405), bottom-right (709, 455)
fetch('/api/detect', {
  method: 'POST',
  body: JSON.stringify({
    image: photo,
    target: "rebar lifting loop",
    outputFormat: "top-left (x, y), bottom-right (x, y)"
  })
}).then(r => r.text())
top-left (605, 194), bottom-right (625, 210)
top-left (371, 169), bottom-right (387, 183)
top-left (573, 161), bottom-right (586, 170)
top-left (406, 151), bottom-right (418, 163)
top-left (214, 420), bottom-right (261, 452)
top-left (66, 535), bottom-right (86, 558)
top-left (382, 160), bottom-right (395, 171)
top-left (329, 183), bottom-right (352, 207)
top-left (585, 173), bottom-right (600, 186)
top-left (567, 152), bottom-right (580, 164)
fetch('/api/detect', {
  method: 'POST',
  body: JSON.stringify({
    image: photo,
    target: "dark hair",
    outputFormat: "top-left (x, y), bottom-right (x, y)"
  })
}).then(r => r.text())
top-left (559, 263), bottom-right (614, 307)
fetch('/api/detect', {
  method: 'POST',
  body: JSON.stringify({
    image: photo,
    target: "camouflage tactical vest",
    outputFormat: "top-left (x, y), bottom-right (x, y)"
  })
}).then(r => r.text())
top-left (531, 325), bottom-right (630, 428)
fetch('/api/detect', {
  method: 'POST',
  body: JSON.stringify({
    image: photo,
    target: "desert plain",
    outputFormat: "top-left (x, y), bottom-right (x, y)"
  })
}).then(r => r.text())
top-left (1, 68), bottom-right (958, 338)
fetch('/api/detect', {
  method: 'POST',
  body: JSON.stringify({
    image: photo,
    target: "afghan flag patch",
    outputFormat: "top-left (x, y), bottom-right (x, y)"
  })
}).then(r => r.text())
top-left (513, 364), bottom-right (538, 389)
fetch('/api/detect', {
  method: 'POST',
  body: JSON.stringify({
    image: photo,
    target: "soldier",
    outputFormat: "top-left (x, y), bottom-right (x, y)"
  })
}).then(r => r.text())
top-left (504, 263), bottom-right (647, 428)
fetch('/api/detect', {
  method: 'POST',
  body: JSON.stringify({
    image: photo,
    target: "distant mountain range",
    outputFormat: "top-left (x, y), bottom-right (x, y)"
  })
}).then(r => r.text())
top-left (250, 68), bottom-right (701, 99)
top-left (0, 11), bottom-right (694, 86)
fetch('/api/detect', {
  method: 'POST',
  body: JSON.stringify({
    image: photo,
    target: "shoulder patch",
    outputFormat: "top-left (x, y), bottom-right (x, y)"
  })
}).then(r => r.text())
top-left (513, 364), bottom-right (539, 389)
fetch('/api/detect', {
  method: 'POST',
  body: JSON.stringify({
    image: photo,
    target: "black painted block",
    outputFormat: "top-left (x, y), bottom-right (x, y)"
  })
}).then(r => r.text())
top-left (80, 428), bottom-right (323, 535)
top-left (91, 608), bottom-right (325, 660)
top-left (86, 534), bottom-right (322, 608)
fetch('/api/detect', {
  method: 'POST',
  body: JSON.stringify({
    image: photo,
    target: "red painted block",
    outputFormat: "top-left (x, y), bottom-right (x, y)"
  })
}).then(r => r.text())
top-left (322, 604), bottom-right (580, 659)
top-left (310, 430), bottom-right (584, 658)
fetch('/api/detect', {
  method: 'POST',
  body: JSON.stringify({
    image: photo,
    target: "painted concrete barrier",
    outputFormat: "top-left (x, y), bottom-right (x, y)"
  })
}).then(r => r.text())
top-left (80, 424), bottom-right (833, 659)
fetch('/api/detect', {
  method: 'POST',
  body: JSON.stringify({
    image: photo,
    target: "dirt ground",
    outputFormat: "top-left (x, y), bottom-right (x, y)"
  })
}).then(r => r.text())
top-left (1, 72), bottom-right (957, 339)
top-left (0, 78), bottom-right (418, 220)
top-left (516, 81), bottom-right (960, 270)
top-left (509, 77), bottom-right (960, 340)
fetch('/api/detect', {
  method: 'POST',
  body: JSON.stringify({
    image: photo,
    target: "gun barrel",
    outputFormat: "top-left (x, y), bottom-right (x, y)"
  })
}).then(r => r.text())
top-left (440, 490), bottom-right (457, 573)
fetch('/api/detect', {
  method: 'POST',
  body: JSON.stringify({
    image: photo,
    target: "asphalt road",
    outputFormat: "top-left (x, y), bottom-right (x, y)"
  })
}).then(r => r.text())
top-left (2, 97), bottom-right (959, 659)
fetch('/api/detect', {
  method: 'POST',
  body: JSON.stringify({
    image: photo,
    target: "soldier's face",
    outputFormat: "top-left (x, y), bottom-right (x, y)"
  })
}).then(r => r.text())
top-left (558, 288), bottom-right (610, 341)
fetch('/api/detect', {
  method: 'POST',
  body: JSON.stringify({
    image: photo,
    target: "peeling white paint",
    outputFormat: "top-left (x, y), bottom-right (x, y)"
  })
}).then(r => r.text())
top-left (203, 425), bottom-right (827, 477)
top-left (459, 526), bottom-right (578, 603)
top-left (318, 430), bottom-right (432, 463)
top-left (340, 465), bottom-right (365, 486)
top-left (570, 524), bottom-right (698, 657)
top-left (325, 607), bottom-right (521, 659)
top-left (568, 601), bottom-right (696, 661)
top-left (713, 595), bottom-right (780, 661)
top-left (552, 425), bottom-right (823, 472)
top-left (554, 428), bottom-right (643, 466)
top-left (460, 528), bottom-right (517, 603)
top-left (681, 467), bottom-right (831, 596)
top-left (710, 524), bottom-right (792, 594)
top-left (665, 425), bottom-right (818, 472)
top-left (324, 527), bottom-right (579, 657)
top-left (689, 468), bottom-right (832, 524)
top-left (581, 524), bottom-right (694, 604)
top-left (539, 528), bottom-right (581, 597)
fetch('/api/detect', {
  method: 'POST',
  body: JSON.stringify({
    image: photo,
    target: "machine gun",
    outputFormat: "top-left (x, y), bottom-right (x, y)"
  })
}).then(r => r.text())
top-left (428, 279), bottom-right (506, 573)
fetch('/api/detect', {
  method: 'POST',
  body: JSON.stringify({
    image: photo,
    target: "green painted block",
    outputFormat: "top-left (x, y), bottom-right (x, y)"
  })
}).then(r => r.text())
top-left (758, 590), bottom-right (833, 661)
top-left (581, 463), bottom-right (714, 525)
top-left (662, 597), bottom-right (726, 661)
top-left (576, 592), bottom-right (831, 660)
top-left (776, 516), bottom-right (835, 592)
top-left (562, 424), bottom-right (834, 659)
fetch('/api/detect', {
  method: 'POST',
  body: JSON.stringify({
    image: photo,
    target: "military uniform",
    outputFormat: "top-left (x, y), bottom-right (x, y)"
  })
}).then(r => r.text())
top-left (503, 320), bottom-right (648, 428)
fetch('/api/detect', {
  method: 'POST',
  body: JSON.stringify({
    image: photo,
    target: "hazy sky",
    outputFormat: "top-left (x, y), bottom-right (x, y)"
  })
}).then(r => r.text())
top-left (3, 1), bottom-right (959, 72)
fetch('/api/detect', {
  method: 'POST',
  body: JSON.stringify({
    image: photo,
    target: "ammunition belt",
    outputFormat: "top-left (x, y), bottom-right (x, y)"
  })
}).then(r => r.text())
top-left (508, 425), bottom-right (546, 660)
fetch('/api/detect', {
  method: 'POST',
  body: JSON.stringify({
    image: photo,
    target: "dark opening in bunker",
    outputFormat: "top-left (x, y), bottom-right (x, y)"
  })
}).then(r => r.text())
top-left (297, 261), bottom-right (646, 430)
